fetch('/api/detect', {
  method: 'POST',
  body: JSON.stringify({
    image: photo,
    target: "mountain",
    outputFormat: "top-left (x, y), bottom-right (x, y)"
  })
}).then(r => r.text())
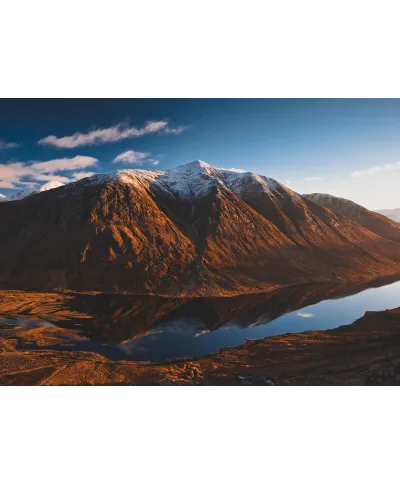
top-left (376, 208), bottom-right (400, 223)
top-left (0, 180), bottom-right (65, 202)
top-left (1, 161), bottom-right (400, 296)
top-left (37, 180), bottom-right (65, 192)
top-left (303, 193), bottom-right (400, 243)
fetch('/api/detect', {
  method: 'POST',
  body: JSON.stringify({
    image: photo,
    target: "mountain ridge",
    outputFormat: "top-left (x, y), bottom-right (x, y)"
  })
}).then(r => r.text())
top-left (376, 207), bottom-right (400, 222)
top-left (0, 180), bottom-right (65, 202)
top-left (303, 192), bottom-right (400, 242)
top-left (1, 161), bottom-right (400, 296)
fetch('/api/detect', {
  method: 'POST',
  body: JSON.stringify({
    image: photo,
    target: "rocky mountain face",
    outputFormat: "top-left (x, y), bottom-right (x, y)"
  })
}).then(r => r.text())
top-left (1, 161), bottom-right (400, 296)
top-left (303, 193), bottom-right (400, 243)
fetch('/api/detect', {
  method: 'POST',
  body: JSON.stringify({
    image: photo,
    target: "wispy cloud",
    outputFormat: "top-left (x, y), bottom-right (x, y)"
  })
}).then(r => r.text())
top-left (0, 139), bottom-right (20, 149)
top-left (297, 312), bottom-right (314, 318)
top-left (305, 176), bottom-right (324, 181)
top-left (163, 126), bottom-right (188, 135)
top-left (30, 155), bottom-right (98, 173)
top-left (0, 155), bottom-right (98, 188)
top-left (72, 171), bottom-right (96, 181)
top-left (0, 162), bottom-right (36, 188)
top-left (220, 167), bottom-right (247, 173)
top-left (351, 161), bottom-right (400, 177)
top-left (38, 121), bottom-right (190, 148)
top-left (15, 180), bottom-right (38, 189)
top-left (34, 174), bottom-right (73, 184)
top-left (113, 150), bottom-right (159, 166)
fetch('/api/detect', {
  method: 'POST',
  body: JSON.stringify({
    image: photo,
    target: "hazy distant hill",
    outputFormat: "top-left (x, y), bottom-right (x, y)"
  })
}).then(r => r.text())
top-left (375, 208), bottom-right (400, 223)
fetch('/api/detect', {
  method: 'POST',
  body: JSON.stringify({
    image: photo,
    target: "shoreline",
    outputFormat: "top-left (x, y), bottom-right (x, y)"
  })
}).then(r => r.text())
top-left (1, 305), bottom-right (400, 385)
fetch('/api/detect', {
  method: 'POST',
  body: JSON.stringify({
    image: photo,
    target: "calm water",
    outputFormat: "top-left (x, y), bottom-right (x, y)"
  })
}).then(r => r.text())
top-left (2, 277), bottom-right (400, 362)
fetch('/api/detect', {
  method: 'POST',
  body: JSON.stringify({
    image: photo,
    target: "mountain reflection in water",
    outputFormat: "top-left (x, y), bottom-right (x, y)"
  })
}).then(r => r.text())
top-left (12, 274), bottom-right (396, 362)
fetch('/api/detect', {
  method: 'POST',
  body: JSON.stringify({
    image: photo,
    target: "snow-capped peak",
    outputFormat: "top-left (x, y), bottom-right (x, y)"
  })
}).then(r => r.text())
top-left (100, 161), bottom-right (293, 201)
top-left (183, 159), bottom-right (211, 169)
top-left (0, 162), bottom-right (296, 204)
top-left (0, 180), bottom-right (65, 202)
top-left (38, 180), bottom-right (65, 192)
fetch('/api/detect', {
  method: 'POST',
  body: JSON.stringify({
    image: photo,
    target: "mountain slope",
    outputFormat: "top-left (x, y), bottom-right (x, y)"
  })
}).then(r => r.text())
top-left (303, 193), bottom-right (400, 242)
top-left (1, 162), bottom-right (400, 296)
top-left (376, 208), bottom-right (400, 223)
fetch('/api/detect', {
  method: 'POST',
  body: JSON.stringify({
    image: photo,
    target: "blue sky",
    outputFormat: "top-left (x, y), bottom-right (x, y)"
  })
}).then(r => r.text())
top-left (2, 99), bottom-right (400, 208)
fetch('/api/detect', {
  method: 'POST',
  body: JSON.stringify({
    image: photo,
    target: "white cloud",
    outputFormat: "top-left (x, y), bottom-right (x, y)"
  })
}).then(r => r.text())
top-left (113, 150), bottom-right (149, 164)
top-left (15, 180), bottom-right (38, 189)
top-left (219, 167), bottom-right (247, 173)
top-left (38, 121), bottom-right (190, 148)
top-left (72, 171), bottom-right (96, 181)
top-left (34, 174), bottom-right (72, 184)
top-left (228, 168), bottom-right (246, 173)
top-left (0, 155), bottom-right (98, 188)
top-left (0, 162), bottom-right (36, 188)
top-left (0, 139), bottom-right (20, 149)
top-left (305, 176), bottom-right (324, 181)
top-left (297, 312), bottom-right (314, 318)
top-left (351, 161), bottom-right (400, 177)
top-left (163, 126), bottom-right (189, 135)
top-left (113, 150), bottom-right (159, 166)
top-left (283, 160), bottom-right (400, 210)
top-left (31, 155), bottom-right (98, 173)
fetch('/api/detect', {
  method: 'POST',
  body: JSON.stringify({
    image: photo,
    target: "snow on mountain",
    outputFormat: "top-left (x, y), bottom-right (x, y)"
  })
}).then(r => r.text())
top-left (0, 161), bottom-right (297, 205)
top-left (0, 180), bottom-right (65, 202)
top-left (38, 180), bottom-right (65, 192)
top-left (0, 189), bottom-right (33, 202)
top-left (2, 161), bottom-right (400, 296)
top-left (104, 160), bottom-right (294, 202)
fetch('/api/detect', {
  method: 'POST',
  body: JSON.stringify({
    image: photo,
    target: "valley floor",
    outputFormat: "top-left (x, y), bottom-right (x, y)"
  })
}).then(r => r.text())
top-left (1, 290), bottom-right (400, 385)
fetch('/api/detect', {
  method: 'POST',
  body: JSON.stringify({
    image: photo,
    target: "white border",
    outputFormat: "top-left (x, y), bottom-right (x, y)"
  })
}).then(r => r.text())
top-left (2, 1), bottom-right (400, 484)
top-left (2, 388), bottom-right (399, 484)
top-left (1, 0), bottom-right (400, 98)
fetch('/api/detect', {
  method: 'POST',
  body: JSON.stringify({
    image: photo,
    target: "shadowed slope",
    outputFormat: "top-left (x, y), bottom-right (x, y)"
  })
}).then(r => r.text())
top-left (1, 162), bottom-right (400, 295)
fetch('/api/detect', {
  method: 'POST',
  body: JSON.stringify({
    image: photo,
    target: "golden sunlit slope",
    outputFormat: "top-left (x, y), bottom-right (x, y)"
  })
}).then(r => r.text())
top-left (1, 162), bottom-right (400, 296)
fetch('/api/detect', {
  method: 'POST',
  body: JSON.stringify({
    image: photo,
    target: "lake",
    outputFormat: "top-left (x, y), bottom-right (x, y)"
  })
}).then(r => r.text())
top-left (2, 276), bottom-right (400, 362)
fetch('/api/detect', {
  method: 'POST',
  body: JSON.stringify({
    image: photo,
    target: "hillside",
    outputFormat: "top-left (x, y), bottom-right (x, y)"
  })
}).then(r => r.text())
top-left (1, 161), bottom-right (400, 296)
top-left (303, 193), bottom-right (400, 242)
top-left (376, 208), bottom-right (400, 223)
